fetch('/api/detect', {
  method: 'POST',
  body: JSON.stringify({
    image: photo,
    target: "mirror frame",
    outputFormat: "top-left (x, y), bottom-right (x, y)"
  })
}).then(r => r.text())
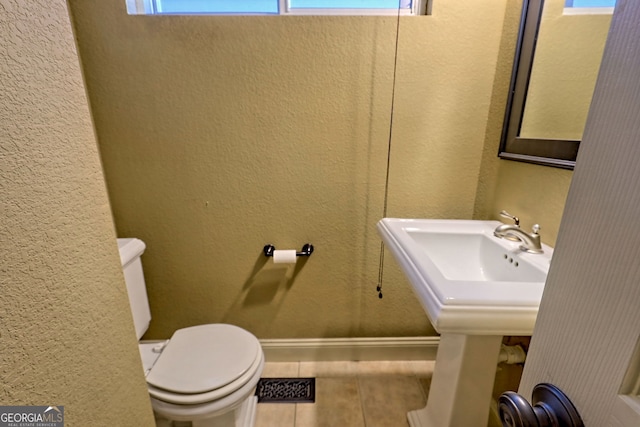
top-left (499, 0), bottom-right (580, 170)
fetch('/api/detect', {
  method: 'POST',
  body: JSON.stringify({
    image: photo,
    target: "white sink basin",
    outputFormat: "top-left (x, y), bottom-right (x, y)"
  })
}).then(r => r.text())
top-left (377, 218), bottom-right (553, 335)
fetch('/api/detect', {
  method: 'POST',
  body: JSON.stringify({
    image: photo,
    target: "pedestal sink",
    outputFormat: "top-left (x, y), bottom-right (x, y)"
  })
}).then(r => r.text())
top-left (377, 218), bottom-right (553, 427)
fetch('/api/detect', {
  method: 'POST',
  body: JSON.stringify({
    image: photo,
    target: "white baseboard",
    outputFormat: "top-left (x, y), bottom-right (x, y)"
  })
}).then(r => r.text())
top-left (259, 336), bottom-right (439, 362)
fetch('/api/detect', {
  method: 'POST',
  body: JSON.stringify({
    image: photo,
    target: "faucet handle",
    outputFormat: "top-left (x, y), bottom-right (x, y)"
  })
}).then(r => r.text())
top-left (499, 210), bottom-right (520, 226)
top-left (532, 224), bottom-right (541, 234)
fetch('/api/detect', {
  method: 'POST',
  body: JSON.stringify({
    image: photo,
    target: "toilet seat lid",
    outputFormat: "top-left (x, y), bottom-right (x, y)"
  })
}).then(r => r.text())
top-left (146, 324), bottom-right (260, 394)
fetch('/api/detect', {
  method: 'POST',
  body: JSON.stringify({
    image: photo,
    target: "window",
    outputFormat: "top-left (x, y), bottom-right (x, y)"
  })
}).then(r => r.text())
top-left (565, 0), bottom-right (616, 7)
top-left (564, 0), bottom-right (616, 15)
top-left (126, 0), bottom-right (429, 15)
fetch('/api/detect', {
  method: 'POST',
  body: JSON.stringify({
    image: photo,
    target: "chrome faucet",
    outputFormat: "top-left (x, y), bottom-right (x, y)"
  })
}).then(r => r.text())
top-left (493, 211), bottom-right (543, 254)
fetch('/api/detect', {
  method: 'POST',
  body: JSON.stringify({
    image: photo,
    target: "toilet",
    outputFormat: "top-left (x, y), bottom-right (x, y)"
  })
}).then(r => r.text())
top-left (117, 238), bottom-right (264, 427)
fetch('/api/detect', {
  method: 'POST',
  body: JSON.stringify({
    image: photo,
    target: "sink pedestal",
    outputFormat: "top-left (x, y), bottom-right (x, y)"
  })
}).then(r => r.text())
top-left (408, 334), bottom-right (502, 427)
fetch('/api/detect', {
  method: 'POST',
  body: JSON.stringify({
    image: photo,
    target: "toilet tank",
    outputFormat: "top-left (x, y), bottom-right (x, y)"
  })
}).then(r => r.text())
top-left (117, 238), bottom-right (151, 340)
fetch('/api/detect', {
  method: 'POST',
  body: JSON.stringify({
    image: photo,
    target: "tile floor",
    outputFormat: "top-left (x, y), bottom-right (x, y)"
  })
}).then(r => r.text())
top-left (254, 360), bottom-right (435, 427)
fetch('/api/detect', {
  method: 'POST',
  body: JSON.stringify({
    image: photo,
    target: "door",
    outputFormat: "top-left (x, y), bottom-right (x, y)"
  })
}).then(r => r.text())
top-left (515, 0), bottom-right (640, 425)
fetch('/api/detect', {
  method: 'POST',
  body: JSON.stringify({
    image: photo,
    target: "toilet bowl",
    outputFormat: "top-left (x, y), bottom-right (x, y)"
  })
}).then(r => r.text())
top-left (118, 238), bottom-right (264, 427)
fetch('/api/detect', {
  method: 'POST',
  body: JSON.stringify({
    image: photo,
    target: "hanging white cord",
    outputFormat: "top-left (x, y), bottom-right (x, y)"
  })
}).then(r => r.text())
top-left (377, 1), bottom-right (403, 299)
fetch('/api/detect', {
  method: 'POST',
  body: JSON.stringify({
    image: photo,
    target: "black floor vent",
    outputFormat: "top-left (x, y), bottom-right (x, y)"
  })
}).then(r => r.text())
top-left (255, 378), bottom-right (315, 403)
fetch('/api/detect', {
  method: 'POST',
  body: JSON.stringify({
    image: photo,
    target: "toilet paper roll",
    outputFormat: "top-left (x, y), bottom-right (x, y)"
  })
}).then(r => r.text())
top-left (273, 249), bottom-right (297, 264)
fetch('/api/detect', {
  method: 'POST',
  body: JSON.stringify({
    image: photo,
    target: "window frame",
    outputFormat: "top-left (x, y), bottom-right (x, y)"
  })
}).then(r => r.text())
top-left (126, 0), bottom-right (430, 16)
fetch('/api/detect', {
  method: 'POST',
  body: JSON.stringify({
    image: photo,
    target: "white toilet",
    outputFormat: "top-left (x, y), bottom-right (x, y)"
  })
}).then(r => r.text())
top-left (117, 238), bottom-right (265, 427)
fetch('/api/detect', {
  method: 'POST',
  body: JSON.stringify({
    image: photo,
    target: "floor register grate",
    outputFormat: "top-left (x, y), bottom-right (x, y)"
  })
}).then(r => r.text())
top-left (255, 378), bottom-right (316, 404)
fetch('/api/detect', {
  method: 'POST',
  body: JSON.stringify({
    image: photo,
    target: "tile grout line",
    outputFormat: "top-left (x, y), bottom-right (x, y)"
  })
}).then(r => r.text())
top-left (357, 361), bottom-right (371, 427)
top-left (417, 365), bottom-right (430, 404)
top-left (356, 373), bottom-right (369, 427)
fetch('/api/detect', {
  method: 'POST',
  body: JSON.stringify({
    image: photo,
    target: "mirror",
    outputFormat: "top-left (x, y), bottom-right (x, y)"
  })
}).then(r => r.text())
top-left (499, 0), bottom-right (613, 169)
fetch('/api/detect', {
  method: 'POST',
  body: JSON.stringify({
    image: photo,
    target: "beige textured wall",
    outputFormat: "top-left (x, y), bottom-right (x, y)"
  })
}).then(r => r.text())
top-left (68, 0), bottom-right (513, 340)
top-left (0, 0), bottom-right (154, 424)
top-left (481, 161), bottom-right (572, 247)
top-left (476, 149), bottom-right (573, 247)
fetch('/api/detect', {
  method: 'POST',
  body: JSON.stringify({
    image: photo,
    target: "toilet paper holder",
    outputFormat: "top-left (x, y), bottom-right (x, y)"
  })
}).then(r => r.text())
top-left (263, 244), bottom-right (314, 258)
